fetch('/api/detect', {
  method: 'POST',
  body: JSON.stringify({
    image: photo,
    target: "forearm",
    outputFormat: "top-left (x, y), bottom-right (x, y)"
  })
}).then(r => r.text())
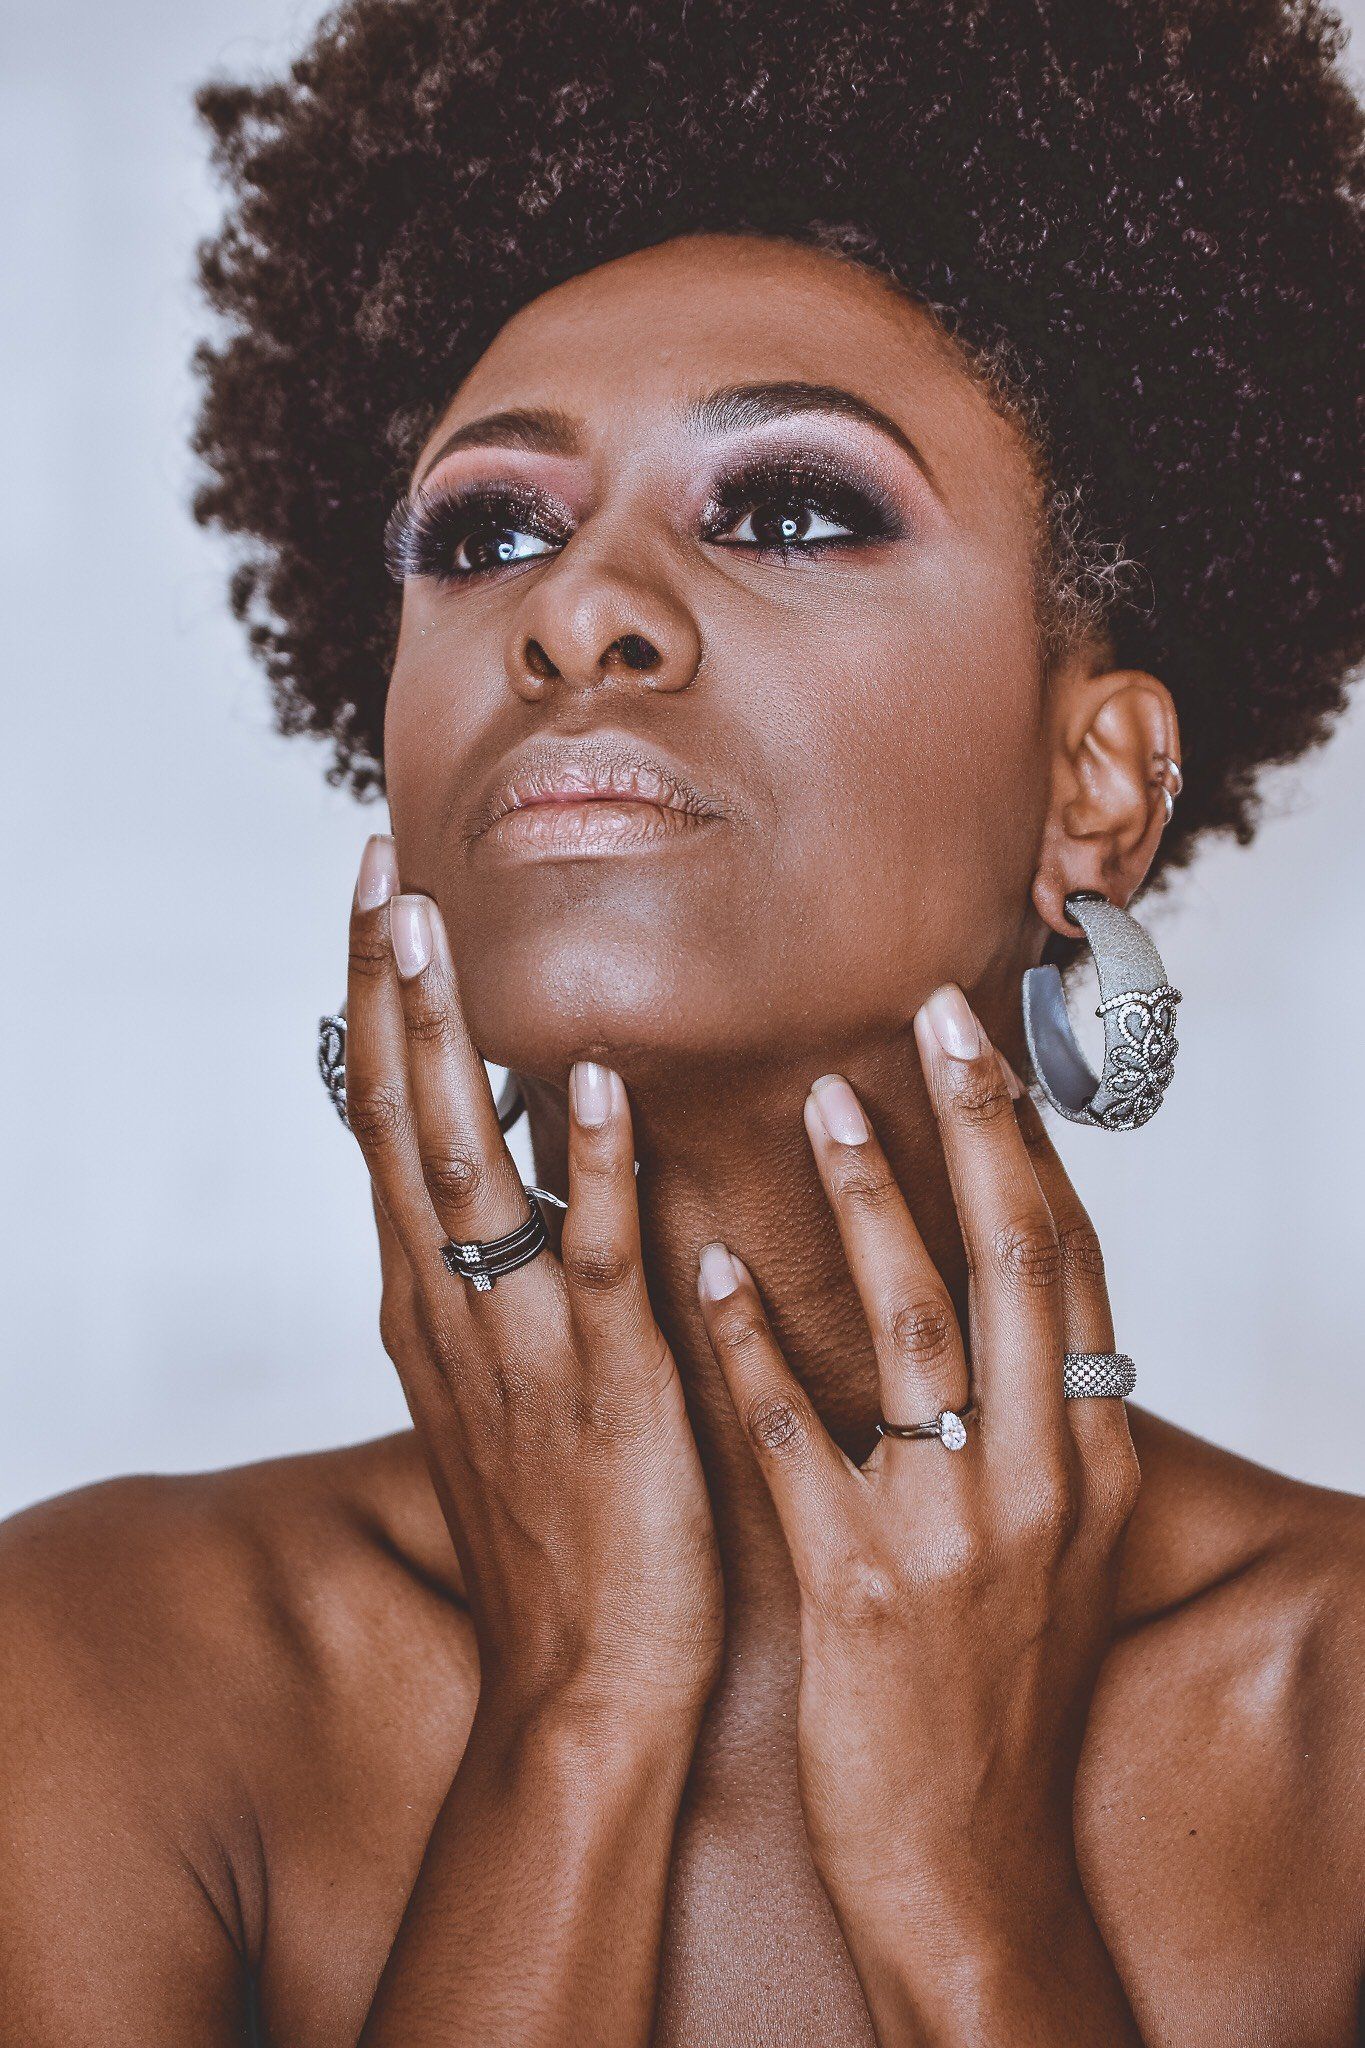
top-left (832, 1869), bottom-right (1145, 2048)
top-left (358, 1698), bottom-right (696, 2047)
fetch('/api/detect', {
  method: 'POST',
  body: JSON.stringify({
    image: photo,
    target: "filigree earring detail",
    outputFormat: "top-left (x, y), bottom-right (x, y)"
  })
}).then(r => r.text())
top-left (1020, 890), bottom-right (1182, 1130)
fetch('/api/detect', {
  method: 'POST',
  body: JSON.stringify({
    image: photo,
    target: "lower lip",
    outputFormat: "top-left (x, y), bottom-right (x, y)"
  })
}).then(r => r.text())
top-left (481, 799), bottom-right (717, 858)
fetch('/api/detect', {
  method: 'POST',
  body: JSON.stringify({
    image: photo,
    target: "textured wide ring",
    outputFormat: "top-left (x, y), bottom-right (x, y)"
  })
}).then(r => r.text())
top-left (875, 1401), bottom-right (976, 1451)
top-left (1062, 1351), bottom-right (1137, 1399)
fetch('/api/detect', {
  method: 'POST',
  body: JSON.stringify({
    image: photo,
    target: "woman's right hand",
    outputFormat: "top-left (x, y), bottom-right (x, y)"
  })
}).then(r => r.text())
top-left (344, 835), bottom-right (723, 1734)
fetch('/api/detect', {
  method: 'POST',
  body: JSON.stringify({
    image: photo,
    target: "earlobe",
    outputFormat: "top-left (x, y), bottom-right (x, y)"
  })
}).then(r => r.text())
top-left (1032, 668), bottom-right (1181, 936)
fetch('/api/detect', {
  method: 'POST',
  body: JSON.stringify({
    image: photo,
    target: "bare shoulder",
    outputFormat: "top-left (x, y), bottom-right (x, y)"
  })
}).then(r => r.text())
top-left (0, 1435), bottom-right (469, 1986)
top-left (1091, 1407), bottom-right (1365, 1940)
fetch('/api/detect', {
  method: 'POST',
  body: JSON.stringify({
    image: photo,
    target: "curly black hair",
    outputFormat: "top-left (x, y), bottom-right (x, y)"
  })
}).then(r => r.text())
top-left (191, 0), bottom-right (1365, 951)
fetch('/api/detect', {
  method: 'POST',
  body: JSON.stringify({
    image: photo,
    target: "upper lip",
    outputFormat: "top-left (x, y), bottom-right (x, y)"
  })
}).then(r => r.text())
top-left (471, 735), bottom-right (724, 838)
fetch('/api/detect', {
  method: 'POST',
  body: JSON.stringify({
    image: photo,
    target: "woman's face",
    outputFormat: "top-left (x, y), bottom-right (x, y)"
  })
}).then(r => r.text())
top-left (384, 233), bottom-right (1053, 1088)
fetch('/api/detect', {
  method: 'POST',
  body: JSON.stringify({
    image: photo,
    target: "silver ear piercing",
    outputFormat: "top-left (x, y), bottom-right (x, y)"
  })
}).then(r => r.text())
top-left (1021, 890), bottom-right (1182, 1131)
top-left (1153, 750), bottom-right (1183, 824)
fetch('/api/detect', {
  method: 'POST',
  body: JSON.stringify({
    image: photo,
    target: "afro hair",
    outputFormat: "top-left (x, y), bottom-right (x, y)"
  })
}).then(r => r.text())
top-left (191, 0), bottom-right (1365, 957)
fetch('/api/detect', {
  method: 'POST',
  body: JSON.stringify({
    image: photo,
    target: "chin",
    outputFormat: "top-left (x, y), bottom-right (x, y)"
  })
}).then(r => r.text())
top-left (452, 919), bottom-right (744, 1086)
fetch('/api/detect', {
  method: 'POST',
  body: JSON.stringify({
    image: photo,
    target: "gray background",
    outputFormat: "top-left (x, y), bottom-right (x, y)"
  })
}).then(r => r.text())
top-left (3, 0), bottom-right (1363, 1517)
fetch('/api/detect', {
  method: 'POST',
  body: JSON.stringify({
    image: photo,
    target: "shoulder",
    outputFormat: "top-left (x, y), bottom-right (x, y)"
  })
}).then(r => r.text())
top-left (0, 1434), bottom-right (465, 1934)
top-left (1109, 1408), bottom-right (1364, 1896)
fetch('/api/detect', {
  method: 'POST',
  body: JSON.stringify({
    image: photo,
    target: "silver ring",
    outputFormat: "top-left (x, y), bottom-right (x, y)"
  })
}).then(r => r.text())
top-left (1062, 1351), bottom-right (1136, 1399)
top-left (439, 1185), bottom-right (567, 1293)
top-left (876, 1402), bottom-right (976, 1451)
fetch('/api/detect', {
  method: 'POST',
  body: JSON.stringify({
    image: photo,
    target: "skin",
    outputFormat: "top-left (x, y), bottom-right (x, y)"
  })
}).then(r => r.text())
top-left (2, 232), bottom-right (1363, 2046)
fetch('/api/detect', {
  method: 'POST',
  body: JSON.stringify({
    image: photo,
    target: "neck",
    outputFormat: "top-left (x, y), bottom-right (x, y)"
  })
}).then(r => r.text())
top-left (519, 1000), bottom-right (1011, 1645)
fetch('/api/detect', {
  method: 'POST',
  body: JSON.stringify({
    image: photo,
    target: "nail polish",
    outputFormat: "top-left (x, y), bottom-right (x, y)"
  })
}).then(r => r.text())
top-left (809, 1074), bottom-right (870, 1145)
top-left (698, 1242), bottom-right (740, 1301)
top-left (571, 1060), bottom-right (613, 1129)
top-left (355, 834), bottom-right (398, 912)
top-left (920, 983), bottom-right (986, 1060)
top-left (391, 895), bottom-right (432, 978)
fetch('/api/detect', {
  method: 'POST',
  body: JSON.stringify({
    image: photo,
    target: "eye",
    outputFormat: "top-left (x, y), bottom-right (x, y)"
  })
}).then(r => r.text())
top-left (702, 456), bottom-right (905, 560)
top-left (384, 483), bottom-right (571, 586)
top-left (451, 522), bottom-right (556, 575)
top-left (721, 501), bottom-right (856, 548)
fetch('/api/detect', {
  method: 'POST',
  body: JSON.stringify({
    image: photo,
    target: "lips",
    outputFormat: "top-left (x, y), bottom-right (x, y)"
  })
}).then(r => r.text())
top-left (472, 737), bottom-right (723, 845)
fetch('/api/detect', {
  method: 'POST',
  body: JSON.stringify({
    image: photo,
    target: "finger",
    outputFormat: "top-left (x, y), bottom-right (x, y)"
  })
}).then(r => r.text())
top-left (696, 1244), bottom-right (855, 1566)
top-left (802, 1073), bottom-right (969, 1428)
top-left (913, 984), bottom-right (1068, 1464)
top-left (391, 890), bottom-right (561, 1317)
top-left (559, 1062), bottom-right (661, 1378)
top-left (345, 837), bottom-right (449, 1273)
top-left (1008, 1074), bottom-right (1138, 1493)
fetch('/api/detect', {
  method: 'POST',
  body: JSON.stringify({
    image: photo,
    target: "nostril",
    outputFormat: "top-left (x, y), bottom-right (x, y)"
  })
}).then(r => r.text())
top-left (524, 638), bottom-right (559, 682)
top-left (613, 634), bottom-right (661, 672)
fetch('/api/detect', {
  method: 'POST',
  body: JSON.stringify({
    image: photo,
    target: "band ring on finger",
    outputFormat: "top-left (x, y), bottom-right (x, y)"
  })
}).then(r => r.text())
top-left (876, 1350), bottom-right (1137, 1450)
top-left (439, 1185), bottom-right (567, 1293)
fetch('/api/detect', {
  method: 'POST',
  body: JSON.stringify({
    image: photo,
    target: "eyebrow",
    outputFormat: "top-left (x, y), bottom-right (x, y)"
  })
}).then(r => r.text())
top-left (414, 380), bottom-right (940, 496)
top-left (416, 407), bottom-right (581, 487)
top-left (686, 381), bottom-right (940, 495)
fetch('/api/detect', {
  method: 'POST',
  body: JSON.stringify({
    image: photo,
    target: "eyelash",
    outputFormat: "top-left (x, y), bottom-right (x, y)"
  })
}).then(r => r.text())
top-left (383, 456), bottom-right (906, 588)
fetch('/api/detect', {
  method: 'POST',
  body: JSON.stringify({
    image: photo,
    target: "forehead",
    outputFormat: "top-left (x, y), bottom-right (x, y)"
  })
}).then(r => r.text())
top-left (425, 234), bottom-right (1040, 516)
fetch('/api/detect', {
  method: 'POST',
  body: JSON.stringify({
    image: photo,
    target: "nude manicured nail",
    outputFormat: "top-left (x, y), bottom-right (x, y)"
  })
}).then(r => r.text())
top-left (920, 983), bottom-right (986, 1060)
top-left (698, 1242), bottom-right (741, 1301)
top-left (391, 895), bottom-right (432, 978)
top-left (809, 1074), bottom-right (869, 1145)
top-left (571, 1060), bottom-right (614, 1129)
top-left (355, 834), bottom-right (398, 912)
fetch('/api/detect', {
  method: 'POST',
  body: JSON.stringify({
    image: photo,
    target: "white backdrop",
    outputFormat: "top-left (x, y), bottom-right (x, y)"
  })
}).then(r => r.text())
top-left (3, 0), bottom-right (1363, 1516)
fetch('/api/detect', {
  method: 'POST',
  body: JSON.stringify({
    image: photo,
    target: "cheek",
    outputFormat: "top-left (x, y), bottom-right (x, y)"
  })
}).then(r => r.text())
top-left (740, 551), bottom-right (1046, 993)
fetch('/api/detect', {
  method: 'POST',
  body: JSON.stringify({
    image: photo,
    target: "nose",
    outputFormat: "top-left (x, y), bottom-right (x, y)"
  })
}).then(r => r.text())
top-left (505, 548), bottom-right (702, 701)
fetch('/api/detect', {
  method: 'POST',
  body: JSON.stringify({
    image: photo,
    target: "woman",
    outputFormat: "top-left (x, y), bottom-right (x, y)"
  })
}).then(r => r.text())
top-left (2, 0), bottom-right (1362, 2041)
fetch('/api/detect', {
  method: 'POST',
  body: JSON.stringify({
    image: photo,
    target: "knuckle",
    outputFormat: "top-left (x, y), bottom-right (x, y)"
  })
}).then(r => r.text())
top-left (347, 927), bottom-right (390, 983)
top-left (1058, 1219), bottom-right (1107, 1286)
top-left (881, 1295), bottom-right (957, 1368)
top-left (561, 1234), bottom-right (636, 1296)
top-left (916, 1520), bottom-right (988, 1595)
top-left (1016, 1472), bottom-right (1080, 1551)
top-left (946, 1063), bottom-right (1015, 1129)
top-left (402, 993), bottom-right (453, 1048)
top-left (420, 1145), bottom-right (489, 1212)
top-left (715, 1304), bottom-right (770, 1355)
top-left (744, 1390), bottom-right (809, 1457)
top-left (837, 1550), bottom-right (903, 1628)
top-left (992, 1214), bottom-right (1062, 1293)
top-left (1091, 1443), bottom-right (1143, 1527)
top-left (345, 1083), bottom-right (410, 1153)
top-left (830, 1157), bottom-right (902, 1217)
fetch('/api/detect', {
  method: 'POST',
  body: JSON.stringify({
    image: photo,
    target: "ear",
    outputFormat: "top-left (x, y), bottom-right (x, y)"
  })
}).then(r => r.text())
top-left (1032, 663), bottom-right (1181, 937)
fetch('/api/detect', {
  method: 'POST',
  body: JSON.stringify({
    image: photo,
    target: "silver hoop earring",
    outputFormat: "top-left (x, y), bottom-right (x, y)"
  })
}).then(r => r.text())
top-left (316, 1005), bottom-right (527, 1135)
top-left (1021, 890), bottom-right (1182, 1130)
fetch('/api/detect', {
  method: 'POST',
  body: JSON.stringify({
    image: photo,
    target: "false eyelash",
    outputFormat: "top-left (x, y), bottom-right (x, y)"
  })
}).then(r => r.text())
top-left (701, 453), bottom-right (907, 550)
top-left (383, 481), bottom-right (573, 586)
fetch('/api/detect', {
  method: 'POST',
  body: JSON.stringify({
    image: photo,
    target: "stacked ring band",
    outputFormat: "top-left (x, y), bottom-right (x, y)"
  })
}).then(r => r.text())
top-left (440, 1194), bottom-right (561, 1292)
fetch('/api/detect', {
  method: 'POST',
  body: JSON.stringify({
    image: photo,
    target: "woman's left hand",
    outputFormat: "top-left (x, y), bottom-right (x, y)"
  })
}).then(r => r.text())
top-left (695, 982), bottom-right (1144, 2039)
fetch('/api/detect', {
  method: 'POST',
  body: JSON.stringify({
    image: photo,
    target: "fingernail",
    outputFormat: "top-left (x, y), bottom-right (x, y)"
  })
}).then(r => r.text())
top-left (698, 1241), bottom-right (741, 1301)
top-left (571, 1060), bottom-right (614, 1129)
top-left (808, 1074), bottom-right (869, 1146)
top-left (920, 983), bottom-right (987, 1060)
top-left (997, 1051), bottom-right (1025, 1100)
top-left (391, 895), bottom-right (432, 979)
top-left (355, 834), bottom-right (398, 912)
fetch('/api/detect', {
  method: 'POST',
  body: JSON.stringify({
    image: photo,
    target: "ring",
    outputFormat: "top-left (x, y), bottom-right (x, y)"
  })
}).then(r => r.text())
top-left (440, 1185), bottom-right (566, 1293)
top-left (1062, 1351), bottom-right (1136, 1399)
top-left (876, 1403), bottom-right (976, 1451)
